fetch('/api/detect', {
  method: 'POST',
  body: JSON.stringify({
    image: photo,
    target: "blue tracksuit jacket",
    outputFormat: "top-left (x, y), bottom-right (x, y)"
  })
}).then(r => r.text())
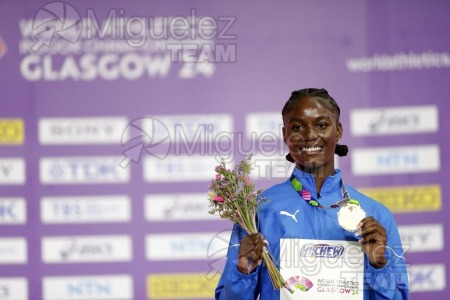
top-left (215, 168), bottom-right (409, 299)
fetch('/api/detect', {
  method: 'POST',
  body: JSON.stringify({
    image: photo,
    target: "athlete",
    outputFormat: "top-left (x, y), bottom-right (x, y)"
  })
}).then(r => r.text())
top-left (215, 88), bottom-right (409, 300)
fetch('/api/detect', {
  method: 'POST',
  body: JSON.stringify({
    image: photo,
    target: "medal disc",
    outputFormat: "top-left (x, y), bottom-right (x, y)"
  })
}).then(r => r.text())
top-left (337, 204), bottom-right (366, 232)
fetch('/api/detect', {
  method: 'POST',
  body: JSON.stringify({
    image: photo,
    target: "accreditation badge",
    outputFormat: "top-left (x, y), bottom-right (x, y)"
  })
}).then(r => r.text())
top-left (279, 239), bottom-right (364, 300)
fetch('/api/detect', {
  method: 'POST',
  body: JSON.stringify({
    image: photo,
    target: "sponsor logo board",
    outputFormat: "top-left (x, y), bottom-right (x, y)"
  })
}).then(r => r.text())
top-left (0, 277), bottom-right (28, 300)
top-left (42, 275), bottom-right (133, 300)
top-left (145, 193), bottom-right (215, 221)
top-left (398, 223), bottom-right (443, 252)
top-left (0, 198), bottom-right (26, 224)
top-left (39, 117), bottom-right (129, 144)
top-left (409, 264), bottom-right (446, 292)
top-left (352, 145), bottom-right (439, 175)
top-left (41, 195), bottom-right (130, 223)
top-left (0, 119), bottom-right (24, 145)
top-left (40, 156), bottom-right (129, 184)
top-left (0, 158), bottom-right (25, 185)
top-left (350, 105), bottom-right (438, 136)
top-left (146, 231), bottom-right (231, 261)
top-left (41, 235), bottom-right (132, 263)
top-left (147, 273), bottom-right (219, 299)
top-left (358, 185), bottom-right (441, 213)
top-left (0, 238), bottom-right (27, 264)
top-left (143, 155), bottom-right (218, 182)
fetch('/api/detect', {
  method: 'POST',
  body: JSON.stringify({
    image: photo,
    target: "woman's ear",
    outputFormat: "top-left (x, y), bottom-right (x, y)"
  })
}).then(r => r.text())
top-left (337, 122), bottom-right (343, 141)
top-left (282, 126), bottom-right (287, 144)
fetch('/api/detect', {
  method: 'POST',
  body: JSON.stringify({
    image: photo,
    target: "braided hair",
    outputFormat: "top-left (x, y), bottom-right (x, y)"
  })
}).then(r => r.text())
top-left (282, 88), bottom-right (348, 163)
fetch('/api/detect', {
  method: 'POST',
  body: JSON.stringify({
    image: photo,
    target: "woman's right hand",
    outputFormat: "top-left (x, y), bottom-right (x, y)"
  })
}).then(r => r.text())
top-left (237, 233), bottom-right (264, 274)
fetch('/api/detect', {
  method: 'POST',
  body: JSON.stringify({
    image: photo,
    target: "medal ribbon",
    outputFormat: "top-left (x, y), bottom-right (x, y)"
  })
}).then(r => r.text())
top-left (289, 173), bottom-right (359, 209)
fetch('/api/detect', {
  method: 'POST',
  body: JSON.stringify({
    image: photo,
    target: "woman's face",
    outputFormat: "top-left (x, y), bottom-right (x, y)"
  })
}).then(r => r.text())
top-left (283, 97), bottom-right (342, 176)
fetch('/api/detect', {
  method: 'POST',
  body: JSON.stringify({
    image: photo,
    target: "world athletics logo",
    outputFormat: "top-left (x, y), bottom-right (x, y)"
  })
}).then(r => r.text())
top-left (0, 35), bottom-right (7, 60)
top-left (299, 244), bottom-right (345, 258)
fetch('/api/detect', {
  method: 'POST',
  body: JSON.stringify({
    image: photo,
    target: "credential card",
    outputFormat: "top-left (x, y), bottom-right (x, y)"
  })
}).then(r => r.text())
top-left (279, 239), bottom-right (364, 300)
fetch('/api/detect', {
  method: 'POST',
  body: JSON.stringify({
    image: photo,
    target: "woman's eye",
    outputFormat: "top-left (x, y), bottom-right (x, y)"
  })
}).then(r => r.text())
top-left (318, 123), bottom-right (328, 129)
top-left (292, 124), bottom-right (302, 130)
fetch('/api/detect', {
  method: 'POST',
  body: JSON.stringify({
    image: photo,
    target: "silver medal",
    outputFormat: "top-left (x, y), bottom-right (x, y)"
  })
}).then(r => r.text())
top-left (337, 203), bottom-right (366, 232)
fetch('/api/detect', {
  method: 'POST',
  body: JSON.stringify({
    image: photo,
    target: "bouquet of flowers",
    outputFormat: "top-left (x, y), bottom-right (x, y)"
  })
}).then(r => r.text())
top-left (208, 156), bottom-right (287, 291)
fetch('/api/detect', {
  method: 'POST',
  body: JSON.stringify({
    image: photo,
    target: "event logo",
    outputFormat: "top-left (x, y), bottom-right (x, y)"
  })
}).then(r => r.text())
top-left (0, 35), bottom-right (7, 60)
top-left (20, 7), bottom-right (237, 80)
top-left (32, 2), bottom-right (81, 52)
top-left (120, 117), bottom-right (171, 168)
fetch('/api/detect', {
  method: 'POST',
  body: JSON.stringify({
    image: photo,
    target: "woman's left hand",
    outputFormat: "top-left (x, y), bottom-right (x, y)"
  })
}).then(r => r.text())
top-left (356, 216), bottom-right (387, 268)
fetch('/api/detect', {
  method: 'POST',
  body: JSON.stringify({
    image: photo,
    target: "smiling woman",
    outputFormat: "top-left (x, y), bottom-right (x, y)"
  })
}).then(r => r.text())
top-left (215, 88), bottom-right (409, 300)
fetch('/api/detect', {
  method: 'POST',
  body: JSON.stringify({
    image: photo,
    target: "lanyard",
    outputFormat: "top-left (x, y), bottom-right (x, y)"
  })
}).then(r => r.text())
top-left (289, 173), bottom-right (359, 209)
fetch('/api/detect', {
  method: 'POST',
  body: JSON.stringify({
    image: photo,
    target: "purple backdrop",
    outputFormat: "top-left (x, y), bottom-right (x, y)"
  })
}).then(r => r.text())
top-left (0, 0), bottom-right (448, 299)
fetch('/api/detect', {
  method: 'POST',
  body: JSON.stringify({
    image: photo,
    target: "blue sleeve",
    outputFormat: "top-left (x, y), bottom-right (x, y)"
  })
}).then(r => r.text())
top-left (215, 224), bottom-right (261, 300)
top-left (365, 212), bottom-right (409, 299)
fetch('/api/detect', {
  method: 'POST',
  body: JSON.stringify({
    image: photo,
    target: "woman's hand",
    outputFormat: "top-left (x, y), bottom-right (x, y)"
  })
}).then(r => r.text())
top-left (357, 216), bottom-right (387, 268)
top-left (237, 233), bottom-right (264, 274)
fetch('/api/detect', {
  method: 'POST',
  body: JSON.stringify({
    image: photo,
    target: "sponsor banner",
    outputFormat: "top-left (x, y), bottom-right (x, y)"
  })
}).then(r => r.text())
top-left (142, 114), bottom-right (233, 143)
top-left (41, 195), bottom-right (130, 224)
top-left (145, 193), bottom-right (215, 222)
top-left (41, 235), bottom-right (132, 263)
top-left (0, 277), bottom-right (28, 300)
top-left (352, 145), bottom-right (440, 175)
top-left (40, 156), bottom-right (130, 184)
top-left (143, 155), bottom-right (218, 182)
top-left (0, 197), bottom-right (26, 224)
top-left (245, 112), bottom-right (283, 139)
top-left (146, 231), bottom-right (231, 261)
top-left (0, 119), bottom-right (24, 145)
top-left (38, 117), bottom-right (129, 145)
top-left (398, 224), bottom-right (444, 253)
top-left (357, 185), bottom-right (441, 213)
top-left (0, 238), bottom-right (27, 264)
top-left (0, 158), bottom-right (26, 185)
top-left (409, 263), bottom-right (446, 292)
top-left (147, 273), bottom-right (219, 299)
top-left (350, 105), bottom-right (438, 136)
top-left (42, 275), bottom-right (133, 300)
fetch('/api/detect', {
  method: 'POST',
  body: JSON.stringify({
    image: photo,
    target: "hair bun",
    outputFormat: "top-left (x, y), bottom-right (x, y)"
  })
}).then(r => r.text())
top-left (335, 144), bottom-right (348, 157)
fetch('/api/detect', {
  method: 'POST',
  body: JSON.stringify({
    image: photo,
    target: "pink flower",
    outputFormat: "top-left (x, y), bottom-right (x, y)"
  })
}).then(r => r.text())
top-left (215, 174), bottom-right (222, 180)
top-left (245, 176), bottom-right (252, 186)
top-left (214, 195), bottom-right (224, 202)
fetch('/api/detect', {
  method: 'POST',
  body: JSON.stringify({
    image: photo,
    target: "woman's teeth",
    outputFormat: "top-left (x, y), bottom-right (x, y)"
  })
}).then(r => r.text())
top-left (302, 147), bottom-right (321, 152)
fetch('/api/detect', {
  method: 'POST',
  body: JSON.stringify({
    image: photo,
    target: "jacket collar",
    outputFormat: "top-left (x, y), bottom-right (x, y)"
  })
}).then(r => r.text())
top-left (292, 167), bottom-right (342, 199)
